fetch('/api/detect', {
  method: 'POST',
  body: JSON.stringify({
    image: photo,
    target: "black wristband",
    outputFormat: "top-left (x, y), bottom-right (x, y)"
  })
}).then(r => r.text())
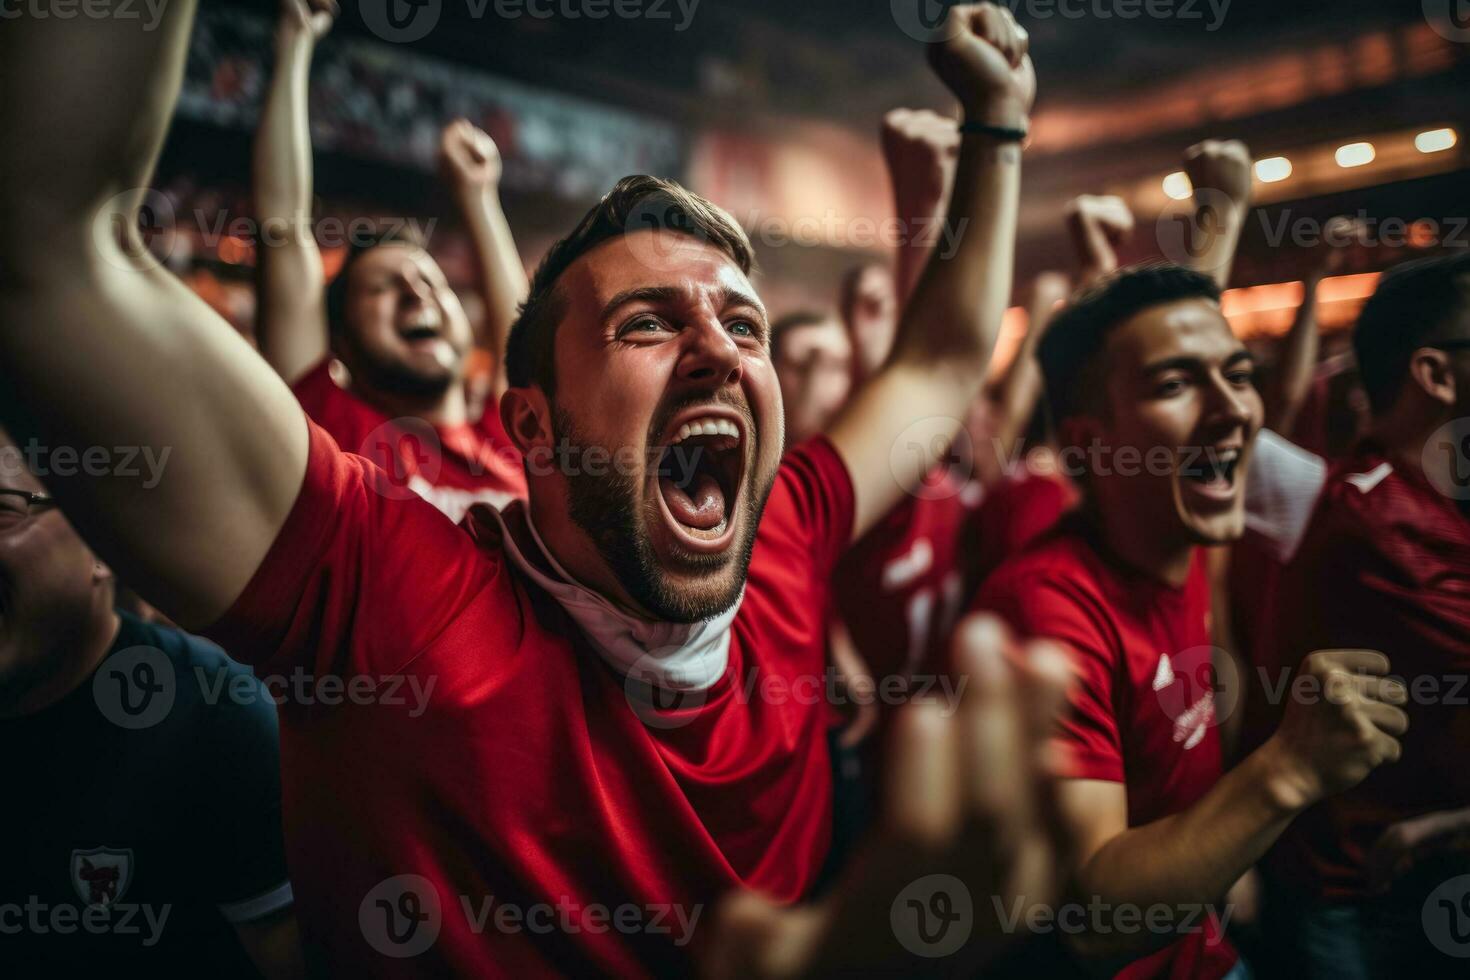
top-left (958, 121), bottom-right (1029, 143)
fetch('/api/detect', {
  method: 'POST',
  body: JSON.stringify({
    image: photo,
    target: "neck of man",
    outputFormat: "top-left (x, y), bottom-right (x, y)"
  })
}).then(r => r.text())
top-left (0, 599), bottom-right (119, 719)
top-left (355, 379), bottom-right (470, 428)
top-left (523, 494), bottom-right (659, 622)
top-left (1372, 404), bottom-right (1464, 514)
top-left (1087, 494), bottom-right (1197, 589)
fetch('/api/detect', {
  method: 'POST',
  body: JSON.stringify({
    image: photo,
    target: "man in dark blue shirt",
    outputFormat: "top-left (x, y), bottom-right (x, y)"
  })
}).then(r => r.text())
top-left (0, 433), bottom-right (302, 978)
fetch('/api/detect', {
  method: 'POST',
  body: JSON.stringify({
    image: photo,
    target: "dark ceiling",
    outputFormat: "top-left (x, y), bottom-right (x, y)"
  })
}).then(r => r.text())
top-left (229, 0), bottom-right (1430, 125)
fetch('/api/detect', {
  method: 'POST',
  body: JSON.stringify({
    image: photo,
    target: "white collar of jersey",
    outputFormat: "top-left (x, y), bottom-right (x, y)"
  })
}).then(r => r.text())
top-left (489, 500), bottom-right (737, 693)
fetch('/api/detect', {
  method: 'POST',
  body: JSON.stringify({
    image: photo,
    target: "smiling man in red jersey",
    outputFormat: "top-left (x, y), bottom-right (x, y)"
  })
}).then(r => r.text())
top-left (973, 264), bottom-right (1410, 980)
top-left (1252, 252), bottom-right (1470, 977)
top-left (254, 0), bottom-right (526, 520)
top-left (0, 2), bottom-right (1061, 975)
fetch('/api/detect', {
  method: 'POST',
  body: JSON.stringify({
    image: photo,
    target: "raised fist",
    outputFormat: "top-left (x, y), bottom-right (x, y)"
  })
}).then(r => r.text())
top-left (279, 0), bottom-right (336, 41)
top-left (882, 108), bottom-right (961, 219)
top-left (926, 3), bottom-right (1036, 127)
top-left (1314, 215), bottom-right (1367, 279)
top-left (439, 119), bottom-right (503, 192)
top-left (1064, 194), bottom-right (1134, 283)
top-left (1182, 139), bottom-right (1253, 211)
top-left (1266, 649), bottom-right (1407, 810)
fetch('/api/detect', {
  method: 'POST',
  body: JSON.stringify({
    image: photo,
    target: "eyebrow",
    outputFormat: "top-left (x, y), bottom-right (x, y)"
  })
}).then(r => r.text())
top-left (1142, 349), bottom-right (1255, 375)
top-left (599, 285), bottom-right (768, 323)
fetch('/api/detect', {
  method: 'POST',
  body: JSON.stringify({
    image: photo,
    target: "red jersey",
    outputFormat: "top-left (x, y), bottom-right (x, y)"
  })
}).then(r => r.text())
top-left (203, 420), bottom-right (855, 976)
top-left (963, 468), bottom-right (1076, 591)
top-left (974, 517), bottom-right (1237, 980)
top-left (292, 359), bottom-right (526, 521)
top-left (1264, 446), bottom-right (1470, 899)
top-left (832, 470), bottom-right (983, 686)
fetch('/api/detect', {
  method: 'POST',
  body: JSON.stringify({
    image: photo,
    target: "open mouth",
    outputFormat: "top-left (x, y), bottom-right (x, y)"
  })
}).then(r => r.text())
top-left (1180, 446), bottom-right (1242, 502)
top-left (397, 314), bottom-right (443, 345)
top-left (654, 413), bottom-right (746, 552)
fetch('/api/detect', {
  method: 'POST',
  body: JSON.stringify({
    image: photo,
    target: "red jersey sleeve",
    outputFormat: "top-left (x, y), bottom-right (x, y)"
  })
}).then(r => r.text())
top-left (764, 435), bottom-right (857, 579)
top-left (976, 571), bottom-right (1125, 783)
top-left (202, 418), bottom-right (507, 677)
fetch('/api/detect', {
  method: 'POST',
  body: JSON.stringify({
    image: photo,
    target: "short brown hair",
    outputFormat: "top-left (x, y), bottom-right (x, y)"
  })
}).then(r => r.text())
top-left (505, 175), bottom-right (755, 395)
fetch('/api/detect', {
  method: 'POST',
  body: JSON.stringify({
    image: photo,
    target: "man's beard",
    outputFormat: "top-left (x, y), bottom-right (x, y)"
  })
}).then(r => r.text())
top-left (551, 403), bottom-right (772, 624)
top-left (346, 338), bottom-right (460, 402)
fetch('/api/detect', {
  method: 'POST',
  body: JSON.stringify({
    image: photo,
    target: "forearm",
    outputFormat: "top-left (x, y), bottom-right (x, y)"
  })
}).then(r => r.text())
top-left (892, 185), bottom-right (951, 308)
top-left (1188, 199), bottom-right (1246, 290)
top-left (1266, 278), bottom-right (1319, 433)
top-left (987, 295), bottom-right (1052, 466)
top-left (253, 28), bottom-right (328, 382)
top-left (457, 184), bottom-right (527, 398)
top-left (893, 134), bottom-right (1020, 376)
top-left (1069, 743), bottom-right (1301, 960)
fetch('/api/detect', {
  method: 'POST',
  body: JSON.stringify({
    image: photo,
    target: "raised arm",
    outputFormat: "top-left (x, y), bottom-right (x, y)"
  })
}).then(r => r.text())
top-left (253, 0), bottom-right (336, 385)
top-left (439, 119), bottom-right (529, 401)
top-left (1179, 139), bottom-right (1252, 289)
top-left (0, 1), bottom-right (308, 627)
top-left (1265, 217), bottom-right (1354, 434)
top-left (881, 108), bottom-right (960, 307)
top-left (984, 270), bottom-right (1070, 475)
top-left (828, 2), bottom-right (1032, 540)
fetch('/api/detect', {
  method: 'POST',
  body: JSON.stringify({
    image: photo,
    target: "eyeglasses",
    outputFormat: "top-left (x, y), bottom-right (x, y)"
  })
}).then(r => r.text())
top-left (0, 489), bottom-right (56, 529)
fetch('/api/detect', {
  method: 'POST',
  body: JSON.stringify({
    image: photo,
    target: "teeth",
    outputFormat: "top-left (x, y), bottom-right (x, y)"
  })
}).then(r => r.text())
top-left (672, 418), bottom-right (741, 445)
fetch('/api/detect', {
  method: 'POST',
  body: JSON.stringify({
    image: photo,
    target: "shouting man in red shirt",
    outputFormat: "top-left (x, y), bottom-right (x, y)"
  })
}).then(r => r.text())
top-left (974, 264), bottom-right (1409, 979)
top-left (1, 2), bottom-right (1066, 976)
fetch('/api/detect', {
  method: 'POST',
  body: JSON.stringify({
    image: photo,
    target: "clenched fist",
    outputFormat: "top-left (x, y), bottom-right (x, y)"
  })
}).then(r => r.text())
top-left (439, 119), bottom-right (503, 193)
top-left (1064, 194), bottom-right (1134, 284)
top-left (1182, 139), bottom-right (1253, 211)
top-left (278, 0), bottom-right (336, 42)
top-left (926, 3), bottom-right (1036, 127)
top-left (882, 108), bottom-right (961, 220)
top-left (1265, 649), bottom-right (1408, 811)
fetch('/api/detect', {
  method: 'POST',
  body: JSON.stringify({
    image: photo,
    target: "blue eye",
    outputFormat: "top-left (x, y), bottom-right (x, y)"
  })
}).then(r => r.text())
top-left (728, 320), bottom-right (754, 337)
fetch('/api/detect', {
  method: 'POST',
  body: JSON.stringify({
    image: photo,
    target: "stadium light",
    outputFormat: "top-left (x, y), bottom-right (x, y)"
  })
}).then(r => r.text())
top-left (1334, 142), bottom-right (1375, 168)
top-left (1162, 171), bottom-right (1192, 200)
top-left (1253, 156), bottom-right (1292, 182)
top-left (1414, 128), bottom-right (1457, 154)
